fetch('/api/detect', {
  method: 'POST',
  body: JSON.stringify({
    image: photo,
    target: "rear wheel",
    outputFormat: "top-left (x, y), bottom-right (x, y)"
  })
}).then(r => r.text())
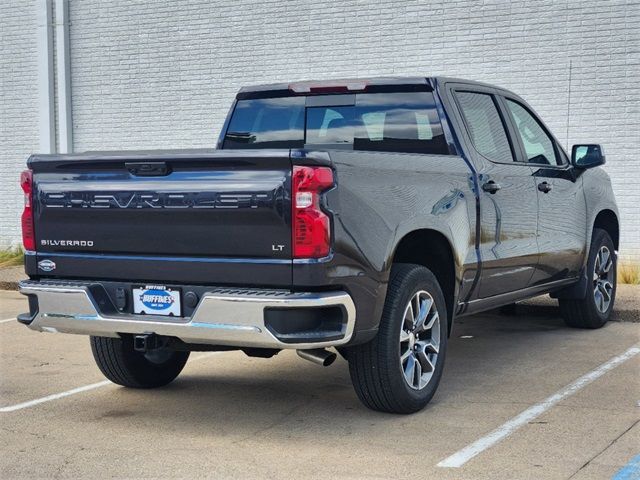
top-left (348, 264), bottom-right (448, 414)
top-left (90, 335), bottom-right (189, 388)
top-left (559, 228), bottom-right (616, 329)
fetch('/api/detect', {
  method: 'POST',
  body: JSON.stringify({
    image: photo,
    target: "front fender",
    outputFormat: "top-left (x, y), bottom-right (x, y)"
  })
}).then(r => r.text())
top-left (582, 167), bottom-right (619, 259)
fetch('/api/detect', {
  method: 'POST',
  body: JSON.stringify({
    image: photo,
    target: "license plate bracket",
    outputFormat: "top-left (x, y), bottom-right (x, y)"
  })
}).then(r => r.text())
top-left (132, 285), bottom-right (181, 317)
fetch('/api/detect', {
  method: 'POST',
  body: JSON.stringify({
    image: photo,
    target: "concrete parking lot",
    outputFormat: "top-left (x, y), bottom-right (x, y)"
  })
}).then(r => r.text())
top-left (1, 289), bottom-right (638, 479)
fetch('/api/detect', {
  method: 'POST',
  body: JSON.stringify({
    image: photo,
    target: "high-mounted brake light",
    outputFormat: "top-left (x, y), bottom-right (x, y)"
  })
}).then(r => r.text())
top-left (289, 80), bottom-right (368, 94)
top-left (20, 170), bottom-right (35, 251)
top-left (292, 166), bottom-right (333, 258)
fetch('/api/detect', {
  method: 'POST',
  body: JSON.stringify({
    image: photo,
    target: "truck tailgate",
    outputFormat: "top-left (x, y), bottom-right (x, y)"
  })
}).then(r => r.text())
top-left (28, 150), bottom-right (293, 286)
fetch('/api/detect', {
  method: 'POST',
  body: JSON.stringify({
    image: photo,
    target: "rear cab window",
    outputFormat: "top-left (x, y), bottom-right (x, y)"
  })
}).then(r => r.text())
top-left (223, 92), bottom-right (449, 155)
top-left (223, 97), bottom-right (305, 149)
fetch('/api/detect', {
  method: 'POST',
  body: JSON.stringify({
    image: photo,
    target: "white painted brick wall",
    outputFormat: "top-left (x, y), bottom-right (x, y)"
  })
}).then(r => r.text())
top-left (0, 1), bottom-right (40, 250)
top-left (2, 0), bottom-right (639, 260)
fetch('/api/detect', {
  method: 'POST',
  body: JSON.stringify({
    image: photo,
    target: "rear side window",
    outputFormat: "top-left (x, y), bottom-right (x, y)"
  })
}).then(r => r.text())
top-left (223, 97), bottom-right (305, 149)
top-left (455, 92), bottom-right (514, 163)
top-left (223, 92), bottom-right (449, 155)
top-left (306, 93), bottom-right (448, 154)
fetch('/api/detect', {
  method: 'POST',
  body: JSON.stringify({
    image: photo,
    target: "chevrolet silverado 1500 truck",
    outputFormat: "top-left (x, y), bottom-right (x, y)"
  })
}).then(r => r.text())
top-left (18, 77), bottom-right (619, 413)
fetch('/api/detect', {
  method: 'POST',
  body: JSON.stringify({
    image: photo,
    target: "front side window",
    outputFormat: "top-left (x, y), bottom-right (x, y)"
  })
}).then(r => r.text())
top-left (224, 92), bottom-right (449, 155)
top-left (455, 91), bottom-right (514, 163)
top-left (505, 99), bottom-right (561, 166)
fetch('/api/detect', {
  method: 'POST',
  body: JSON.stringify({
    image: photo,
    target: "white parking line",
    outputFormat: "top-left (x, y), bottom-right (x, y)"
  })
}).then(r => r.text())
top-left (437, 344), bottom-right (640, 468)
top-left (0, 317), bottom-right (17, 324)
top-left (0, 351), bottom-right (221, 413)
top-left (0, 381), bottom-right (112, 412)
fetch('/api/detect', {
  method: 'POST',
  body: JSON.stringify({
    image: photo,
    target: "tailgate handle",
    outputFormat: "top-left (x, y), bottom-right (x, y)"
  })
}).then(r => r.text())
top-left (126, 162), bottom-right (170, 176)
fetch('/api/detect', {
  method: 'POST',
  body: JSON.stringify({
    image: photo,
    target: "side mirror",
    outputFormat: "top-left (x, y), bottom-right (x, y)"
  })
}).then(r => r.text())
top-left (571, 144), bottom-right (605, 169)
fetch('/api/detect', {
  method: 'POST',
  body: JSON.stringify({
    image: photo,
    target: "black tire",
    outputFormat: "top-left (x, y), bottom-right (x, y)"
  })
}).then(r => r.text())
top-left (347, 263), bottom-right (448, 414)
top-left (90, 335), bottom-right (190, 388)
top-left (559, 228), bottom-right (617, 329)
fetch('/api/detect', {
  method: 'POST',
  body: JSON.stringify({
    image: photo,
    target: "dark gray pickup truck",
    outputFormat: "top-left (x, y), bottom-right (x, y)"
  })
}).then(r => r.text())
top-left (18, 77), bottom-right (619, 413)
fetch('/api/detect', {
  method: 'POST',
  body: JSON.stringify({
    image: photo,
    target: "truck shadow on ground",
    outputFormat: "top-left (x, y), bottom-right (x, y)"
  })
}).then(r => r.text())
top-left (77, 310), bottom-right (605, 439)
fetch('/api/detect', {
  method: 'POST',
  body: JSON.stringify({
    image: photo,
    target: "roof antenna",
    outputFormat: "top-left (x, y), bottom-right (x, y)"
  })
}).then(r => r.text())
top-left (565, 59), bottom-right (573, 151)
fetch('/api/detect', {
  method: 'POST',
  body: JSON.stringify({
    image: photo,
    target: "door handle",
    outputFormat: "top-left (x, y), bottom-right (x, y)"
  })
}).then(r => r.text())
top-left (538, 181), bottom-right (552, 193)
top-left (482, 181), bottom-right (501, 194)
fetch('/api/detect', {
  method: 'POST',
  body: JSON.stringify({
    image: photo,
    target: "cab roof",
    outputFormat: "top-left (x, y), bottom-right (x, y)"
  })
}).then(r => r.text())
top-left (236, 76), bottom-right (504, 99)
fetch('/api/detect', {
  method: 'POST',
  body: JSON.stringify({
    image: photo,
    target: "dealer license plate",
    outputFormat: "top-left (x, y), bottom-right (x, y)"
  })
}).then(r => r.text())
top-left (133, 285), bottom-right (181, 317)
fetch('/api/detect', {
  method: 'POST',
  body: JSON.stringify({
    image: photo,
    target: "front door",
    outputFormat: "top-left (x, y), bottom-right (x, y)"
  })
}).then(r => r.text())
top-left (501, 97), bottom-right (587, 285)
top-left (453, 90), bottom-right (539, 298)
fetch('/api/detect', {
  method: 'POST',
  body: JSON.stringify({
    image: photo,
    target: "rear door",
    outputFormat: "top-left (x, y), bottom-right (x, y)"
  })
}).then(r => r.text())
top-left (499, 96), bottom-right (587, 284)
top-left (452, 88), bottom-right (539, 298)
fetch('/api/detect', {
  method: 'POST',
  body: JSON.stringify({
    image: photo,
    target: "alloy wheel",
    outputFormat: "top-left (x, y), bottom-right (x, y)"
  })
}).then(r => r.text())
top-left (399, 290), bottom-right (440, 390)
top-left (593, 245), bottom-right (614, 313)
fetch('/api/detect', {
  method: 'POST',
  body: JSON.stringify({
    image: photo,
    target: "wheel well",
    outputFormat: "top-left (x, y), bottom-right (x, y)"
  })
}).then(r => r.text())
top-left (392, 230), bottom-right (456, 333)
top-left (593, 210), bottom-right (619, 250)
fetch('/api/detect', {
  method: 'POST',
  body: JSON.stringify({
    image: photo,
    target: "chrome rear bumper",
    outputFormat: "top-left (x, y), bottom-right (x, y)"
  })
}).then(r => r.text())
top-left (18, 280), bottom-right (356, 349)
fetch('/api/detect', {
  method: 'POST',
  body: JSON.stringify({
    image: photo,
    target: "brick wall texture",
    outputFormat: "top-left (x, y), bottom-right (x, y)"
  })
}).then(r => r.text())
top-left (2, 0), bottom-right (639, 260)
top-left (1, 2), bottom-right (40, 249)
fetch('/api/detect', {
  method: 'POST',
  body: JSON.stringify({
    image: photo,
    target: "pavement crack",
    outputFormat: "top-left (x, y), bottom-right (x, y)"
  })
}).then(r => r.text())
top-left (230, 400), bottom-right (311, 446)
top-left (1, 426), bottom-right (46, 439)
top-left (52, 445), bottom-right (86, 479)
top-left (568, 418), bottom-right (640, 479)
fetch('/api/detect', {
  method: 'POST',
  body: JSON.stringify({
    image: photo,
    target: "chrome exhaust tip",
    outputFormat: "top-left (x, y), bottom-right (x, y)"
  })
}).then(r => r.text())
top-left (296, 348), bottom-right (337, 367)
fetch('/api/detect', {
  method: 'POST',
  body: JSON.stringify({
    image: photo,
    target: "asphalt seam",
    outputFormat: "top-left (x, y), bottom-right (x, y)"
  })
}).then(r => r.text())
top-left (568, 418), bottom-right (640, 479)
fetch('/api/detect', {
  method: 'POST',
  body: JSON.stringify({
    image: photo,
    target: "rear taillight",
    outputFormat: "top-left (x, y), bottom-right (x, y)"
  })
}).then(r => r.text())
top-left (20, 170), bottom-right (35, 251)
top-left (292, 166), bottom-right (333, 258)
